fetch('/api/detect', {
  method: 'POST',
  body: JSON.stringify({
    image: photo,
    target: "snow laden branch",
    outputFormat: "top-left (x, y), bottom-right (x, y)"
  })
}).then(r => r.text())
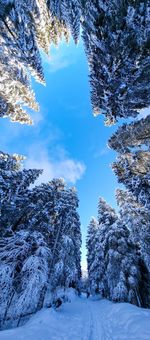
top-left (0, 0), bottom-right (81, 124)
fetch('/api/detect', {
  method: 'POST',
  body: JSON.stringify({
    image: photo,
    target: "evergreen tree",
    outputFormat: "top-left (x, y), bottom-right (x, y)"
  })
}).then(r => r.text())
top-left (108, 114), bottom-right (150, 271)
top-left (108, 116), bottom-right (150, 209)
top-left (82, 0), bottom-right (150, 125)
top-left (0, 47), bottom-right (39, 124)
top-left (108, 116), bottom-right (150, 154)
top-left (104, 220), bottom-right (142, 306)
top-left (1, 168), bottom-right (81, 292)
top-left (47, 0), bottom-right (81, 44)
top-left (86, 196), bottom-right (150, 307)
top-left (0, 96), bottom-right (33, 125)
top-left (0, 153), bottom-right (82, 327)
top-left (116, 189), bottom-right (150, 273)
top-left (63, 187), bottom-right (82, 287)
top-left (0, 0), bottom-right (45, 82)
top-left (63, 0), bottom-right (81, 44)
top-left (0, 151), bottom-right (42, 237)
top-left (116, 189), bottom-right (141, 240)
top-left (49, 185), bottom-right (81, 291)
top-left (87, 198), bottom-right (117, 295)
top-left (96, 198), bottom-right (117, 295)
top-left (0, 0), bottom-right (74, 124)
top-left (112, 150), bottom-right (150, 209)
top-left (98, 197), bottom-right (117, 226)
top-left (86, 217), bottom-right (99, 294)
top-left (0, 230), bottom-right (50, 328)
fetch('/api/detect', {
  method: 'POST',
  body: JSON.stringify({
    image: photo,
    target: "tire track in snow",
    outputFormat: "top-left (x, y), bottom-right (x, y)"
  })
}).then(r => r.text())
top-left (88, 305), bottom-right (94, 340)
top-left (87, 299), bottom-right (111, 340)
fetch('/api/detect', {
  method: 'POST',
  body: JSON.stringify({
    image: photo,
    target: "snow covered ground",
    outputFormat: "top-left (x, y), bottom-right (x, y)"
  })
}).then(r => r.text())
top-left (0, 295), bottom-right (150, 340)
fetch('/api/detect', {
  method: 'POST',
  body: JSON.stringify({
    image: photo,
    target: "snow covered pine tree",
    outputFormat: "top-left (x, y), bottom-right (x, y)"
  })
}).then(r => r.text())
top-left (86, 217), bottom-right (99, 294)
top-left (87, 198), bottom-right (117, 295)
top-left (86, 196), bottom-right (150, 307)
top-left (0, 0), bottom-right (81, 124)
top-left (82, 0), bottom-right (150, 125)
top-left (0, 153), bottom-right (82, 329)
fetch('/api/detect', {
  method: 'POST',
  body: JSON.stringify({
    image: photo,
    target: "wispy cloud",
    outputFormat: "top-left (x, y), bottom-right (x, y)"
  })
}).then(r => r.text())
top-left (93, 146), bottom-right (110, 159)
top-left (42, 41), bottom-right (75, 73)
top-left (31, 110), bottom-right (44, 125)
top-left (45, 55), bottom-right (72, 73)
top-left (42, 38), bottom-right (83, 73)
top-left (25, 142), bottom-right (86, 185)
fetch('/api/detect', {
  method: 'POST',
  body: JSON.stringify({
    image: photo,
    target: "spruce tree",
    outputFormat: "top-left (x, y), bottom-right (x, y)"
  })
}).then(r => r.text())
top-left (49, 184), bottom-right (81, 291)
top-left (116, 189), bottom-right (150, 273)
top-left (112, 150), bottom-right (150, 209)
top-left (1, 0), bottom-right (45, 82)
top-left (0, 151), bottom-right (42, 237)
top-left (82, 0), bottom-right (150, 125)
top-left (0, 154), bottom-right (82, 328)
top-left (63, 187), bottom-right (81, 287)
top-left (108, 115), bottom-right (150, 209)
top-left (104, 220), bottom-right (142, 306)
top-left (86, 217), bottom-right (99, 294)
top-left (0, 47), bottom-right (39, 124)
top-left (0, 96), bottom-right (33, 125)
top-left (0, 0), bottom-right (73, 124)
top-left (47, 0), bottom-right (81, 44)
top-left (0, 230), bottom-right (50, 327)
top-left (98, 197), bottom-right (117, 226)
top-left (96, 198), bottom-right (117, 296)
top-left (87, 198), bottom-right (117, 295)
top-left (108, 116), bottom-right (150, 154)
top-left (86, 196), bottom-right (150, 307)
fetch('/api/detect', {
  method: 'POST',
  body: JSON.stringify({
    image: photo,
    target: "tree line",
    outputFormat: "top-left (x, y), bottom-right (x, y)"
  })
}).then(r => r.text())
top-left (0, 151), bottom-right (81, 328)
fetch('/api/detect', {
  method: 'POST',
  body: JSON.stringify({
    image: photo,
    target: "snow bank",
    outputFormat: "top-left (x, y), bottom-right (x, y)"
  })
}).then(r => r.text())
top-left (95, 299), bottom-right (150, 340)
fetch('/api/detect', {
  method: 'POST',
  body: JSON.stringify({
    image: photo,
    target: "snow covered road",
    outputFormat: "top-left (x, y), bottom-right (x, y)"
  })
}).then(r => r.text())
top-left (0, 296), bottom-right (150, 340)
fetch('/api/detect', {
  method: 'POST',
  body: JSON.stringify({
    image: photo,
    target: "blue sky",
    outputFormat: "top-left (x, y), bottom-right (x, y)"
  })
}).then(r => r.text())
top-left (1, 38), bottom-right (148, 269)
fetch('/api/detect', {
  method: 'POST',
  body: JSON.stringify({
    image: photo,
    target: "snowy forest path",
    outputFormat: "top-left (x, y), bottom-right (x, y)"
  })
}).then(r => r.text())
top-left (0, 296), bottom-right (150, 340)
top-left (0, 296), bottom-right (106, 340)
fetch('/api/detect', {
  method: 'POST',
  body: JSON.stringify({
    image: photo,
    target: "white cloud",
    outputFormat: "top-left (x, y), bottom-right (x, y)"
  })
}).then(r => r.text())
top-left (31, 110), bottom-right (44, 125)
top-left (54, 159), bottom-right (85, 183)
top-left (41, 38), bottom-right (83, 73)
top-left (93, 146), bottom-right (110, 158)
top-left (42, 41), bottom-right (75, 73)
top-left (25, 143), bottom-right (86, 185)
top-left (46, 55), bottom-right (72, 73)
